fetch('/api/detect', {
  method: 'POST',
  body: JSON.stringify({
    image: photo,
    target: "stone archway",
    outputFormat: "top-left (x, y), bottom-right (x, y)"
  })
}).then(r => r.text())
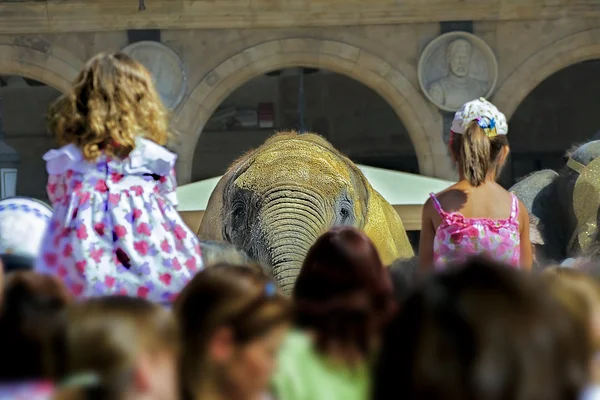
top-left (0, 40), bottom-right (82, 199)
top-left (173, 38), bottom-right (447, 184)
top-left (0, 41), bottom-right (82, 93)
top-left (494, 29), bottom-right (600, 120)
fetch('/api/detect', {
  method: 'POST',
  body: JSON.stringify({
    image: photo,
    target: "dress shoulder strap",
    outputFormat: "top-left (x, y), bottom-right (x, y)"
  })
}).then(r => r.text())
top-left (509, 194), bottom-right (519, 221)
top-left (429, 193), bottom-right (446, 216)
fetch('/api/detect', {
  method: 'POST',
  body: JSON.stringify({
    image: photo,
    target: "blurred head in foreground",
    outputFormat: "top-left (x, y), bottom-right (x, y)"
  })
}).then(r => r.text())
top-left (52, 296), bottom-right (179, 400)
top-left (175, 264), bottom-right (291, 400)
top-left (294, 226), bottom-right (395, 362)
top-left (0, 271), bottom-right (72, 382)
top-left (373, 257), bottom-right (589, 400)
top-left (542, 266), bottom-right (600, 384)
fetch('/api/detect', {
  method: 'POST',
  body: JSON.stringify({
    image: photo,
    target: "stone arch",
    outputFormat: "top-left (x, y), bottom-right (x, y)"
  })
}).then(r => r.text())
top-left (494, 29), bottom-right (600, 120)
top-left (0, 41), bottom-right (82, 93)
top-left (173, 38), bottom-right (446, 184)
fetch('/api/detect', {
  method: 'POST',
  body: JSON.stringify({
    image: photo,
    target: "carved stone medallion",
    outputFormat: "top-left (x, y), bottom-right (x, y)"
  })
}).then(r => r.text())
top-left (121, 41), bottom-right (187, 110)
top-left (418, 32), bottom-right (498, 112)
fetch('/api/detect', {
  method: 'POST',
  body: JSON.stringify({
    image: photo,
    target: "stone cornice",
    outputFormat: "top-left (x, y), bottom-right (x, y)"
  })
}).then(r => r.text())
top-left (0, 1), bottom-right (598, 34)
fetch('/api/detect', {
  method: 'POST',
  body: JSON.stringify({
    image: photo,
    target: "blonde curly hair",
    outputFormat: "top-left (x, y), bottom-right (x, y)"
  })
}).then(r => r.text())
top-left (47, 52), bottom-right (170, 161)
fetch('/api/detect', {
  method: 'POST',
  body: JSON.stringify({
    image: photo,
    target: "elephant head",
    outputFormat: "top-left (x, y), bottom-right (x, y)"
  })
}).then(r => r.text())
top-left (199, 131), bottom-right (414, 294)
top-left (510, 140), bottom-right (600, 263)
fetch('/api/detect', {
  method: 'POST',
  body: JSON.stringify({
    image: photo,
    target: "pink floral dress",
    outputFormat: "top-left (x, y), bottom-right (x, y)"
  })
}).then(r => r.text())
top-left (35, 137), bottom-right (203, 304)
top-left (430, 193), bottom-right (521, 269)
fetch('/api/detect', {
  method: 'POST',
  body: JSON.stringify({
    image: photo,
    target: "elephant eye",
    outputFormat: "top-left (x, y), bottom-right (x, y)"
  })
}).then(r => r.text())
top-left (336, 196), bottom-right (354, 225)
top-left (340, 207), bottom-right (350, 218)
top-left (339, 206), bottom-right (352, 224)
top-left (233, 206), bottom-right (244, 218)
top-left (232, 201), bottom-right (245, 220)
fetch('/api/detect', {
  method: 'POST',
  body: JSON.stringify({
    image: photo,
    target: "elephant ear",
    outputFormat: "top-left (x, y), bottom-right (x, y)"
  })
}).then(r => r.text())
top-left (510, 169), bottom-right (558, 246)
top-left (573, 157), bottom-right (600, 252)
top-left (330, 148), bottom-right (414, 265)
top-left (199, 150), bottom-right (255, 241)
top-left (198, 176), bottom-right (228, 241)
top-left (362, 188), bottom-right (415, 265)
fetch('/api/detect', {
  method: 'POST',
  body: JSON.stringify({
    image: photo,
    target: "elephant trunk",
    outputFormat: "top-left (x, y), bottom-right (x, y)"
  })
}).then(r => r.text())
top-left (261, 187), bottom-right (327, 295)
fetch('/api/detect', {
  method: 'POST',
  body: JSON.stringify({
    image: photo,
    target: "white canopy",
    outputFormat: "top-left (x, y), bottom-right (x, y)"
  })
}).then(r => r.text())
top-left (176, 165), bottom-right (455, 212)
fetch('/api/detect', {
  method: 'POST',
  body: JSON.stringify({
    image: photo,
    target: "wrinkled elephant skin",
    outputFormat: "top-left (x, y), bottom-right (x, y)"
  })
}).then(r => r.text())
top-left (199, 132), bottom-right (414, 294)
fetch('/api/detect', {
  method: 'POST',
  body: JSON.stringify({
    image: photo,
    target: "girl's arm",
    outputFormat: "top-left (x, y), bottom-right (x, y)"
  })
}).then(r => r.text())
top-left (419, 199), bottom-right (435, 271)
top-left (518, 200), bottom-right (533, 271)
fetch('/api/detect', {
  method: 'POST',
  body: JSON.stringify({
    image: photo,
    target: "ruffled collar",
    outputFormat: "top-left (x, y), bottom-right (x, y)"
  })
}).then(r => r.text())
top-left (43, 138), bottom-right (177, 176)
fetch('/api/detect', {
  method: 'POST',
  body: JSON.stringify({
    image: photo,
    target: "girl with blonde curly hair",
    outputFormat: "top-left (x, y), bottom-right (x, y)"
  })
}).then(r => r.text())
top-left (35, 52), bottom-right (203, 304)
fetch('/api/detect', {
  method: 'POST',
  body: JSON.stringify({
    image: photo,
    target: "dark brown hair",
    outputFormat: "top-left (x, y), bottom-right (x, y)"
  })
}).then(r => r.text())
top-left (293, 226), bottom-right (394, 357)
top-left (0, 271), bottom-right (72, 381)
top-left (373, 257), bottom-right (589, 400)
top-left (451, 121), bottom-right (509, 186)
top-left (51, 296), bottom-right (178, 399)
top-left (48, 52), bottom-right (169, 162)
top-left (174, 264), bottom-right (291, 400)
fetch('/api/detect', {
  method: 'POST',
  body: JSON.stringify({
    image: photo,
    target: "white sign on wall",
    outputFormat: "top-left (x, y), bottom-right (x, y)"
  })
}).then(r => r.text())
top-left (0, 168), bottom-right (17, 199)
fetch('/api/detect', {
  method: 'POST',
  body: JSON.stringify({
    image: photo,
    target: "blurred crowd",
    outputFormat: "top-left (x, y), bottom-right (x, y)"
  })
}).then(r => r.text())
top-left (3, 226), bottom-right (600, 400)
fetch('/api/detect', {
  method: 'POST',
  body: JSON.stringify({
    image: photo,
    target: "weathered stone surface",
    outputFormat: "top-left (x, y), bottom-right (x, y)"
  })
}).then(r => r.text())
top-left (3, 1), bottom-right (600, 34)
top-left (1, 2), bottom-right (600, 187)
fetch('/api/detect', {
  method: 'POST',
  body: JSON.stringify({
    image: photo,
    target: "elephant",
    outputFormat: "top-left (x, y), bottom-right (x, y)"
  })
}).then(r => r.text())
top-left (509, 140), bottom-right (600, 263)
top-left (199, 131), bottom-right (415, 294)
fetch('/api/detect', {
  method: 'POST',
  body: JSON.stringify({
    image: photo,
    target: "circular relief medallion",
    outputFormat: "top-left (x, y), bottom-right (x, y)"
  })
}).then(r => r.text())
top-left (418, 32), bottom-right (498, 112)
top-left (121, 41), bottom-right (187, 110)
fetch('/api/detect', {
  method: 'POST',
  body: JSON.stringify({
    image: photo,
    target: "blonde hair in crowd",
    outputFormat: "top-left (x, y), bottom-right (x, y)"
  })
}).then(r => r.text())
top-left (451, 120), bottom-right (510, 186)
top-left (542, 267), bottom-right (600, 350)
top-left (47, 52), bottom-right (170, 162)
top-left (51, 296), bottom-right (179, 399)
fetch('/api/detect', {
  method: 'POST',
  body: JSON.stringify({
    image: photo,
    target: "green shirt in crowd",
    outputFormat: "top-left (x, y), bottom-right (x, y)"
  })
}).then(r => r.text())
top-left (270, 330), bottom-right (370, 400)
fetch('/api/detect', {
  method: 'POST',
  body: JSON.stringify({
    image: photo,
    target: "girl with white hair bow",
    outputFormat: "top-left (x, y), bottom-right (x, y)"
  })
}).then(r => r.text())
top-left (419, 98), bottom-right (533, 271)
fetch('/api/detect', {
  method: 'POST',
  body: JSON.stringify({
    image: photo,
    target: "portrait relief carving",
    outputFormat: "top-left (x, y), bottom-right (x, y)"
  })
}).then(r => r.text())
top-left (121, 41), bottom-right (187, 110)
top-left (418, 32), bottom-right (498, 112)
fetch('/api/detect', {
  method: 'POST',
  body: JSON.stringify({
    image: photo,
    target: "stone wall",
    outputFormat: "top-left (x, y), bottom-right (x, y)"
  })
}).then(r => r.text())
top-left (2, 14), bottom-right (600, 187)
top-left (5, 56), bottom-right (600, 200)
top-left (2, 1), bottom-right (599, 34)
